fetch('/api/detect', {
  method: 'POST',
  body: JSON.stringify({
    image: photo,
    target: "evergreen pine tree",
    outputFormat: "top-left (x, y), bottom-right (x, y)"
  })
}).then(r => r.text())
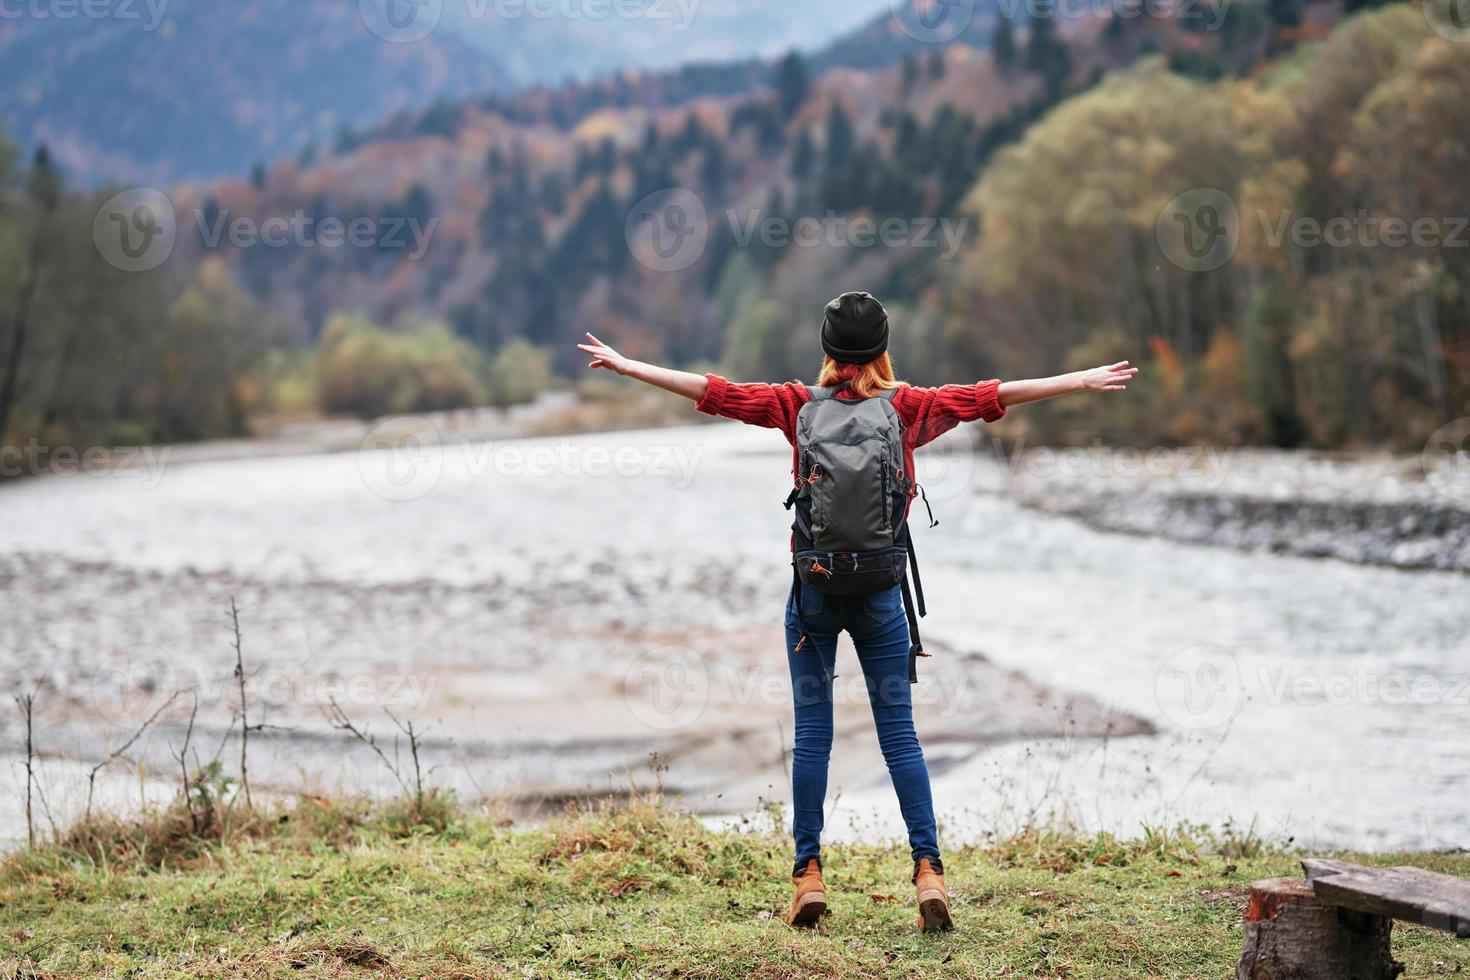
top-left (701, 138), bottom-right (726, 191)
top-left (993, 12), bottom-right (1017, 70)
top-left (27, 144), bottom-right (60, 211)
top-left (776, 50), bottom-right (809, 120)
top-left (1267, 0), bottom-right (1302, 27)
top-left (823, 102), bottom-right (854, 174)
top-left (791, 128), bottom-right (816, 180)
top-left (1026, 13), bottom-right (1056, 71)
top-left (900, 54), bottom-right (919, 95)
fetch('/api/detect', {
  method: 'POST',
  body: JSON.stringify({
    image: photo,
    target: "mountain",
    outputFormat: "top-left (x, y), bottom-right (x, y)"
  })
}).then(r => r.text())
top-left (0, 0), bottom-right (894, 183)
top-left (445, 0), bottom-right (898, 84)
top-left (813, 0), bottom-right (1004, 71)
top-left (0, 0), bottom-right (512, 184)
top-left (334, 0), bottom-right (1012, 159)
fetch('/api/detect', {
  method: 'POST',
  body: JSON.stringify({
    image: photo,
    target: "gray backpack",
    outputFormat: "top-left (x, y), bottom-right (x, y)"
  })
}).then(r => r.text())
top-left (783, 386), bottom-right (934, 681)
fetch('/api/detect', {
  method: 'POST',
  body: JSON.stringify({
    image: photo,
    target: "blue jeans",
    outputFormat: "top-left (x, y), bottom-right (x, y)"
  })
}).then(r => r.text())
top-left (784, 583), bottom-right (940, 873)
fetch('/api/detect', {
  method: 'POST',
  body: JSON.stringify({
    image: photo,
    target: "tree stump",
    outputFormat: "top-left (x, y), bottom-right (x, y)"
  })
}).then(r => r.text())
top-left (1236, 878), bottom-right (1403, 980)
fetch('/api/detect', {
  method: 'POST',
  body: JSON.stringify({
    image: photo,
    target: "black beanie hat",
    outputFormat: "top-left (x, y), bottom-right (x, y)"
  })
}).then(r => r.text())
top-left (821, 291), bottom-right (889, 364)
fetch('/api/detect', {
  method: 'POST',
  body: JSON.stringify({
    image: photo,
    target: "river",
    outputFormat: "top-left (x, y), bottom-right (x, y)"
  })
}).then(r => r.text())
top-left (2, 420), bottom-right (1466, 852)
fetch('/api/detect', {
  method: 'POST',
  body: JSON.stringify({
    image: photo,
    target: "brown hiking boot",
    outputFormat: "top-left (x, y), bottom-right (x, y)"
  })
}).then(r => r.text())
top-left (786, 859), bottom-right (827, 929)
top-left (914, 858), bottom-right (953, 933)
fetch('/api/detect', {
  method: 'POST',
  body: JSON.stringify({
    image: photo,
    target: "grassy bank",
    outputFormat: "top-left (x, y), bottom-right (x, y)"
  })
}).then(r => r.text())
top-left (3, 799), bottom-right (1468, 978)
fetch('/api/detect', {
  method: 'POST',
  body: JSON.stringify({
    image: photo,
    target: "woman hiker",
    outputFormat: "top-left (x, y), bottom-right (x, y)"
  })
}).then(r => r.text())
top-left (578, 291), bottom-right (1137, 933)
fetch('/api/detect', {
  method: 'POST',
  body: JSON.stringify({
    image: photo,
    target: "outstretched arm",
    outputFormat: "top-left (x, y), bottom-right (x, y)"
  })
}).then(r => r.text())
top-left (998, 361), bottom-right (1138, 408)
top-left (577, 333), bottom-right (708, 402)
top-left (577, 333), bottom-right (808, 438)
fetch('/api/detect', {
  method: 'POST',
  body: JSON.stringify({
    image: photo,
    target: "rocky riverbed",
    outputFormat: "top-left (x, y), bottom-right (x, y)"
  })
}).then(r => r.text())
top-left (1005, 446), bottom-right (1470, 573)
top-left (1, 550), bottom-right (1145, 843)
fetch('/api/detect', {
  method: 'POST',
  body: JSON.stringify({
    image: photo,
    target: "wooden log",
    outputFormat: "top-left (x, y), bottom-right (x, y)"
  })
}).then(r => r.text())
top-left (1236, 877), bottom-right (1403, 980)
top-left (1302, 858), bottom-right (1470, 938)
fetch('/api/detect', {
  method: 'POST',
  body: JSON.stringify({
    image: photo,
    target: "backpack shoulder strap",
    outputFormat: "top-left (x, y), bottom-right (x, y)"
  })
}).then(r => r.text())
top-left (876, 387), bottom-right (900, 403)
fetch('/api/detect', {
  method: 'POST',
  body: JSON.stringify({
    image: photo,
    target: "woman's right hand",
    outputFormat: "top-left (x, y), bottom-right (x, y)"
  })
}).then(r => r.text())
top-left (577, 333), bottom-right (632, 376)
top-left (573, 332), bottom-right (710, 402)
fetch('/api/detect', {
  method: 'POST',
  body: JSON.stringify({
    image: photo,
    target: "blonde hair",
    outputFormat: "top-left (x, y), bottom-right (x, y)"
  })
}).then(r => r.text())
top-left (815, 353), bottom-right (906, 399)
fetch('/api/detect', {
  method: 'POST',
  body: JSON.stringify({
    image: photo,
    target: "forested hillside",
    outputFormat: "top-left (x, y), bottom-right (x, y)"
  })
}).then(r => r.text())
top-left (964, 4), bottom-right (1470, 446)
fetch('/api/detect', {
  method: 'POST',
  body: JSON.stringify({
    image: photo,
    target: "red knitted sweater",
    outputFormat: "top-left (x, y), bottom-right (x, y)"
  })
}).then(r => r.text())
top-left (695, 373), bottom-right (1007, 488)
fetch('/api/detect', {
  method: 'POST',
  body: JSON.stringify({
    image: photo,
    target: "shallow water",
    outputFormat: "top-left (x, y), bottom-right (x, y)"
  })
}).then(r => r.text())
top-left (2, 421), bottom-right (1466, 851)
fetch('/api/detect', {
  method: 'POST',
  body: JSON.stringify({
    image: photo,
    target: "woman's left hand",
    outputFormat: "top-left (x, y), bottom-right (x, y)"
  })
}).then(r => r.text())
top-left (1079, 361), bottom-right (1139, 393)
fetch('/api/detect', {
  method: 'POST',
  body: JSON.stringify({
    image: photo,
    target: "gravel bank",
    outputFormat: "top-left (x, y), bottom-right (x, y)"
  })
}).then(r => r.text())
top-left (0, 551), bottom-right (1149, 846)
top-left (1006, 447), bottom-right (1470, 573)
